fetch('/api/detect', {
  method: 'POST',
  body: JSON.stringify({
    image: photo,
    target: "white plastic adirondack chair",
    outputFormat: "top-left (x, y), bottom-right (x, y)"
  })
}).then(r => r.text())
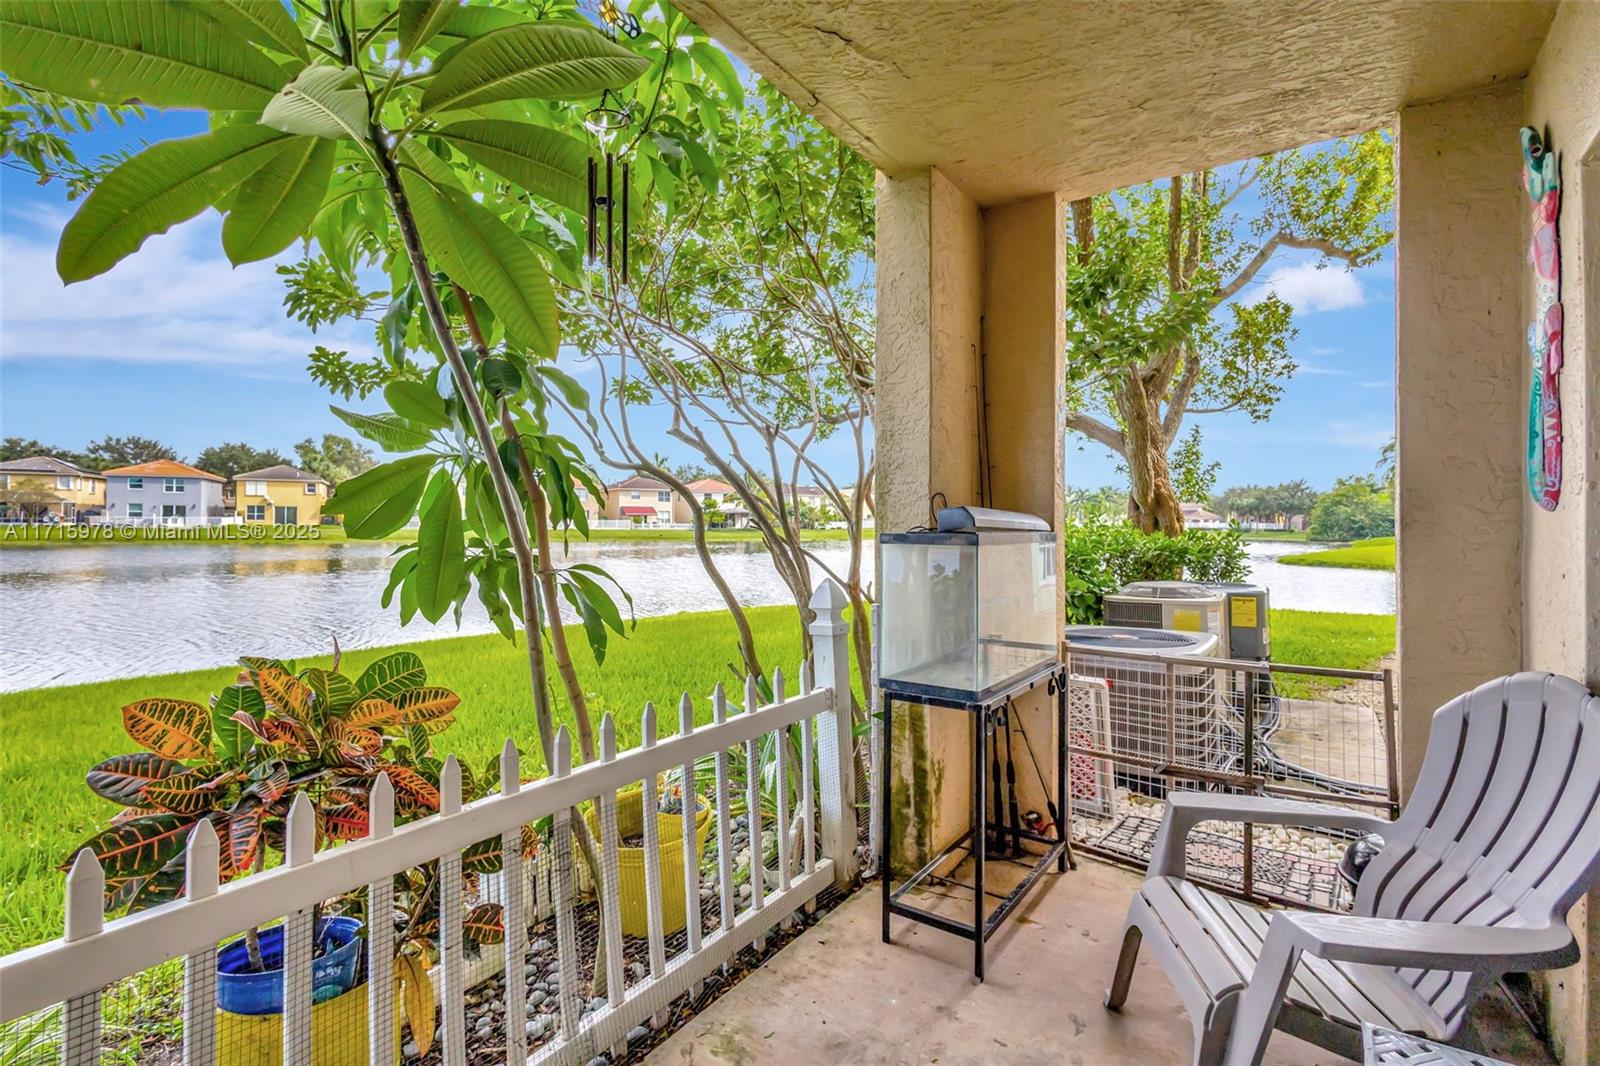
top-left (1103, 672), bottom-right (1600, 1066)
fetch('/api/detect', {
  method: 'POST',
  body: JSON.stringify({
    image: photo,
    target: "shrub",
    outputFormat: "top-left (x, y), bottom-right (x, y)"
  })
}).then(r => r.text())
top-left (1308, 476), bottom-right (1395, 541)
top-left (1062, 522), bottom-right (1249, 624)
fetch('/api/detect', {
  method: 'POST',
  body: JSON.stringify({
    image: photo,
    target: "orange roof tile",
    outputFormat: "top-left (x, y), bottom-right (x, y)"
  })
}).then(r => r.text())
top-left (101, 460), bottom-right (226, 483)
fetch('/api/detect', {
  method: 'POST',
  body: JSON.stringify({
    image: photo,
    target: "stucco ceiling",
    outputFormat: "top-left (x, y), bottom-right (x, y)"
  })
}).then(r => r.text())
top-left (679, 0), bottom-right (1559, 205)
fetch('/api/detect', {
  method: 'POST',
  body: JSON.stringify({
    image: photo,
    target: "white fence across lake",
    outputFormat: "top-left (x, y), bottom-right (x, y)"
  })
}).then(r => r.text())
top-left (0, 583), bottom-right (860, 1066)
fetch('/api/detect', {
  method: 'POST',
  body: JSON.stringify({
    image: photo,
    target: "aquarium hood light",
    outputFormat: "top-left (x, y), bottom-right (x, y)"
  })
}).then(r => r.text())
top-left (935, 506), bottom-right (1051, 533)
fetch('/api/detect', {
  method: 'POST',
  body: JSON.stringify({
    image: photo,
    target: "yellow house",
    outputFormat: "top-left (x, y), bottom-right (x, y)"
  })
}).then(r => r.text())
top-left (233, 464), bottom-right (330, 525)
top-left (0, 455), bottom-right (106, 521)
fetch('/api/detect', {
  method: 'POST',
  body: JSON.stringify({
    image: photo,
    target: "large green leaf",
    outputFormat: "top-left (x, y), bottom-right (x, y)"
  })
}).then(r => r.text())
top-left (327, 454), bottom-right (435, 539)
top-left (356, 651), bottom-right (426, 701)
top-left (401, 168), bottom-right (558, 357)
top-left (261, 64), bottom-right (368, 140)
top-left (420, 24), bottom-right (650, 115)
top-left (221, 135), bottom-right (335, 264)
top-left (415, 470), bottom-right (465, 624)
top-left (87, 753), bottom-right (185, 807)
top-left (384, 379), bottom-right (451, 429)
top-left (331, 405), bottom-right (435, 452)
top-left (58, 124), bottom-right (292, 283)
top-left (435, 120), bottom-right (591, 215)
top-left (211, 685), bottom-right (263, 764)
top-left (202, 0), bottom-right (309, 62)
top-left (0, 0), bottom-right (289, 110)
top-left (397, 0), bottom-right (458, 58)
top-left (689, 42), bottom-right (743, 104)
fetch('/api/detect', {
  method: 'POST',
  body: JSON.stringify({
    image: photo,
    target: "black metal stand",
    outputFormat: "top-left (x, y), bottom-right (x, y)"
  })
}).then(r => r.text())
top-left (879, 662), bottom-right (1072, 980)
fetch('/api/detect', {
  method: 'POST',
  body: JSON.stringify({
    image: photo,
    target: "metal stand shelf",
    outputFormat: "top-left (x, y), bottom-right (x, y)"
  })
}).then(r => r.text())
top-left (879, 662), bottom-right (1074, 980)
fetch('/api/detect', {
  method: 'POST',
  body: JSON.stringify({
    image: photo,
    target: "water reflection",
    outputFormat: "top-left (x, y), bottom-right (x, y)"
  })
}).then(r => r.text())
top-left (0, 541), bottom-right (863, 691)
top-left (0, 538), bottom-right (1392, 691)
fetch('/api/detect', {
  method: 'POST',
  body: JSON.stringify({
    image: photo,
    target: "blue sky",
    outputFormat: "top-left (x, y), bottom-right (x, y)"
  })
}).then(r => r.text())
top-left (1, 109), bottom-right (1392, 492)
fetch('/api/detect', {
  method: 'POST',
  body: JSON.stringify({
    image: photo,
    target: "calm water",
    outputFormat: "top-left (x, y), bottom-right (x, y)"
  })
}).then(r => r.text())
top-left (0, 538), bottom-right (1391, 691)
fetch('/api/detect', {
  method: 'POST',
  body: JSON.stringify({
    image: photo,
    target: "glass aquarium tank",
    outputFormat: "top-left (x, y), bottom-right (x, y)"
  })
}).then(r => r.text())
top-left (878, 528), bottom-right (1058, 702)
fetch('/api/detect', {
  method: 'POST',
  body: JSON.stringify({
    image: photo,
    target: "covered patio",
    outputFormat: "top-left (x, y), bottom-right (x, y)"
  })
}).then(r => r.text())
top-left (674, 0), bottom-right (1600, 1062)
top-left (652, 862), bottom-right (1552, 1066)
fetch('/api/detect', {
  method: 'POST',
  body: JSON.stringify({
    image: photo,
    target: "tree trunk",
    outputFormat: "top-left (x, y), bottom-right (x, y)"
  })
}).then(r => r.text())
top-left (1119, 382), bottom-right (1186, 535)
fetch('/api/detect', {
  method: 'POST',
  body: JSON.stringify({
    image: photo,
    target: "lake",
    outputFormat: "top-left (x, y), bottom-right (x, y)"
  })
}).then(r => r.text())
top-left (0, 538), bottom-right (1391, 691)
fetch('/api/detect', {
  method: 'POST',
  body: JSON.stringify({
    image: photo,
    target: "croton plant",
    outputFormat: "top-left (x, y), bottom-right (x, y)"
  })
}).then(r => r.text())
top-left (64, 649), bottom-right (495, 916)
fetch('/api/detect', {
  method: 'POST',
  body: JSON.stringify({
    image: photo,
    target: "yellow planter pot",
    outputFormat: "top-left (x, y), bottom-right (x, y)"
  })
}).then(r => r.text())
top-left (585, 787), bottom-right (712, 937)
top-left (216, 980), bottom-right (404, 1066)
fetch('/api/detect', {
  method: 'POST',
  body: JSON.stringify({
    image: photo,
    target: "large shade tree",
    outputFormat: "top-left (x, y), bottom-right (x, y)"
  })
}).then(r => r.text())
top-left (1065, 132), bottom-right (1392, 533)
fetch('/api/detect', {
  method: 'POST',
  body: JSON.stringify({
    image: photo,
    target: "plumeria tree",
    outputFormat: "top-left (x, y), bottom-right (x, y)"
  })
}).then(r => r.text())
top-left (6, 0), bottom-right (740, 992)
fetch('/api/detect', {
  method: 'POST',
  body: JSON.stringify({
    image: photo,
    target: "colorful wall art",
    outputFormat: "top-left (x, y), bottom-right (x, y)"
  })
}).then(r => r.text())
top-left (1521, 126), bottom-right (1564, 511)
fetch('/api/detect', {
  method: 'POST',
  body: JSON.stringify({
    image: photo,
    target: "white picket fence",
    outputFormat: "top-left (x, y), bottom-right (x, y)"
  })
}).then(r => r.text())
top-left (0, 581), bottom-right (859, 1066)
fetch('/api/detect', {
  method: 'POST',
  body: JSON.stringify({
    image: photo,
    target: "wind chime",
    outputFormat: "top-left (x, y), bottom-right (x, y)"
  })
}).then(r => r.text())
top-left (581, 0), bottom-right (642, 287)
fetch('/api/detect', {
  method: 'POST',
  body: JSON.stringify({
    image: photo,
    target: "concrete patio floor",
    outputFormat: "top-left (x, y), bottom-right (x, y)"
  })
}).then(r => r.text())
top-left (647, 858), bottom-right (1553, 1065)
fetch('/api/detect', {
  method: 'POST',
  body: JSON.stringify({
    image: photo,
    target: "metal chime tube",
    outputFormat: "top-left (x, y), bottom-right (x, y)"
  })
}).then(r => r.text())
top-left (586, 157), bottom-right (598, 262)
top-left (620, 162), bottom-right (630, 283)
top-left (604, 152), bottom-right (615, 273)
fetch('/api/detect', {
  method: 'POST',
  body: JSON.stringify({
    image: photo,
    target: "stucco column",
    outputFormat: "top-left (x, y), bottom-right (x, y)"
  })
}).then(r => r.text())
top-left (876, 169), bottom-right (1065, 872)
top-left (980, 194), bottom-right (1068, 827)
top-left (1394, 82), bottom-right (1524, 793)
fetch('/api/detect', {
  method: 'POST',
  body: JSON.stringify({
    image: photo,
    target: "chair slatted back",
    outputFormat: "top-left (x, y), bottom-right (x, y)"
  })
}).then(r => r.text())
top-left (1353, 673), bottom-right (1600, 1025)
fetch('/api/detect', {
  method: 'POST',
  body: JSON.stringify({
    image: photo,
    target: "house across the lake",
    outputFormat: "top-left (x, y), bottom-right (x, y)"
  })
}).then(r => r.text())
top-left (683, 477), bottom-right (750, 528)
top-left (102, 460), bottom-right (226, 525)
top-left (0, 456), bottom-right (105, 522)
top-left (603, 476), bottom-right (681, 525)
top-left (233, 465), bottom-right (330, 525)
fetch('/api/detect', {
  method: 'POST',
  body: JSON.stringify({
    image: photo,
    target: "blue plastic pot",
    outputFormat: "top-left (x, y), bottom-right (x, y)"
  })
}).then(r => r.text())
top-left (216, 917), bottom-right (364, 1016)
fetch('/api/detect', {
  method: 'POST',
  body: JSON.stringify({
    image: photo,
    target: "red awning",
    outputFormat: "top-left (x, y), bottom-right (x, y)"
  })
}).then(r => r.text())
top-left (621, 506), bottom-right (656, 516)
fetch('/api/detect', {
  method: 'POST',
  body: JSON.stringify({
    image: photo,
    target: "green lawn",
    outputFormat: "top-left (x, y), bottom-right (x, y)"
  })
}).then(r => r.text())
top-left (0, 524), bottom-right (860, 548)
top-left (1279, 535), bottom-right (1395, 571)
top-left (0, 605), bottom-right (865, 955)
top-left (1240, 530), bottom-right (1312, 542)
top-left (0, 603), bottom-right (1386, 955)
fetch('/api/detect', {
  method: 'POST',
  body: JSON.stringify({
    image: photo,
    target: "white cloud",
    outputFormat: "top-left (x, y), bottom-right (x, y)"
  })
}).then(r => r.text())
top-left (1357, 379), bottom-right (1390, 390)
top-left (0, 207), bottom-right (374, 373)
top-left (1324, 418), bottom-right (1392, 449)
top-left (1243, 261), bottom-right (1365, 313)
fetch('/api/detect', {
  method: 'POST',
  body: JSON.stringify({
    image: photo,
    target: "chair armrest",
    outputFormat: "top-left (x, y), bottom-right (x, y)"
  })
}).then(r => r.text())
top-left (1226, 914), bottom-right (1575, 1065)
top-left (1149, 791), bottom-right (1391, 879)
top-left (1281, 912), bottom-right (1579, 971)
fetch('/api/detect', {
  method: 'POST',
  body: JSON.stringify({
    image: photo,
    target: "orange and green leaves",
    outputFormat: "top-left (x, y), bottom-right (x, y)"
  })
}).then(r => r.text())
top-left (256, 666), bottom-right (314, 721)
top-left (123, 698), bottom-right (213, 760)
top-left (463, 902), bottom-right (505, 945)
top-left (344, 697), bottom-right (405, 729)
top-left (143, 765), bottom-right (235, 816)
top-left (395, 687), bottom-right (460, 727)
top-left (65, 813), bottom-right (197, 882)
top-left (87, 753), bottom-right (185, 806)
top-left (386, 765), bottom-right (441, 815)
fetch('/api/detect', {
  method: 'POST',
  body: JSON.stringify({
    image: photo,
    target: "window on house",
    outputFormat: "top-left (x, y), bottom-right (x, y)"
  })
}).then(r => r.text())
top-left (163, 478), bottom-right (183, 493)
top-left (56, 476), bottom-right (72, 489)
top-left (126, 503), bottom-right (143, 519)
top-left (161, 504), bottom-right (186, 518)
top-left (657, 490), bottom-right (671, 502)
top-left (305, 482), bottom-right (317, 494)
top-left (246, 505), bottom-right (266, 521)
top-left (127, 477), bottom-right (143, 489)
top-left (630, 491), bottom-right (640, 500)
top-left (244, 481), bottom-right (265, 495)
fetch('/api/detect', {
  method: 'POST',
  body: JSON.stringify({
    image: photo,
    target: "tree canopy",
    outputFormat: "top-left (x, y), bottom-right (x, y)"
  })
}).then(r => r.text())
top-left (1065, 132), bottom-right (1393, 533)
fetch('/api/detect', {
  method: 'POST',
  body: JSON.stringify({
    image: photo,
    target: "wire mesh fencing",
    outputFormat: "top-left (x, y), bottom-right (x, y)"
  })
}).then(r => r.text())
top-left (1066, 644), bottom-right (1398, 911)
